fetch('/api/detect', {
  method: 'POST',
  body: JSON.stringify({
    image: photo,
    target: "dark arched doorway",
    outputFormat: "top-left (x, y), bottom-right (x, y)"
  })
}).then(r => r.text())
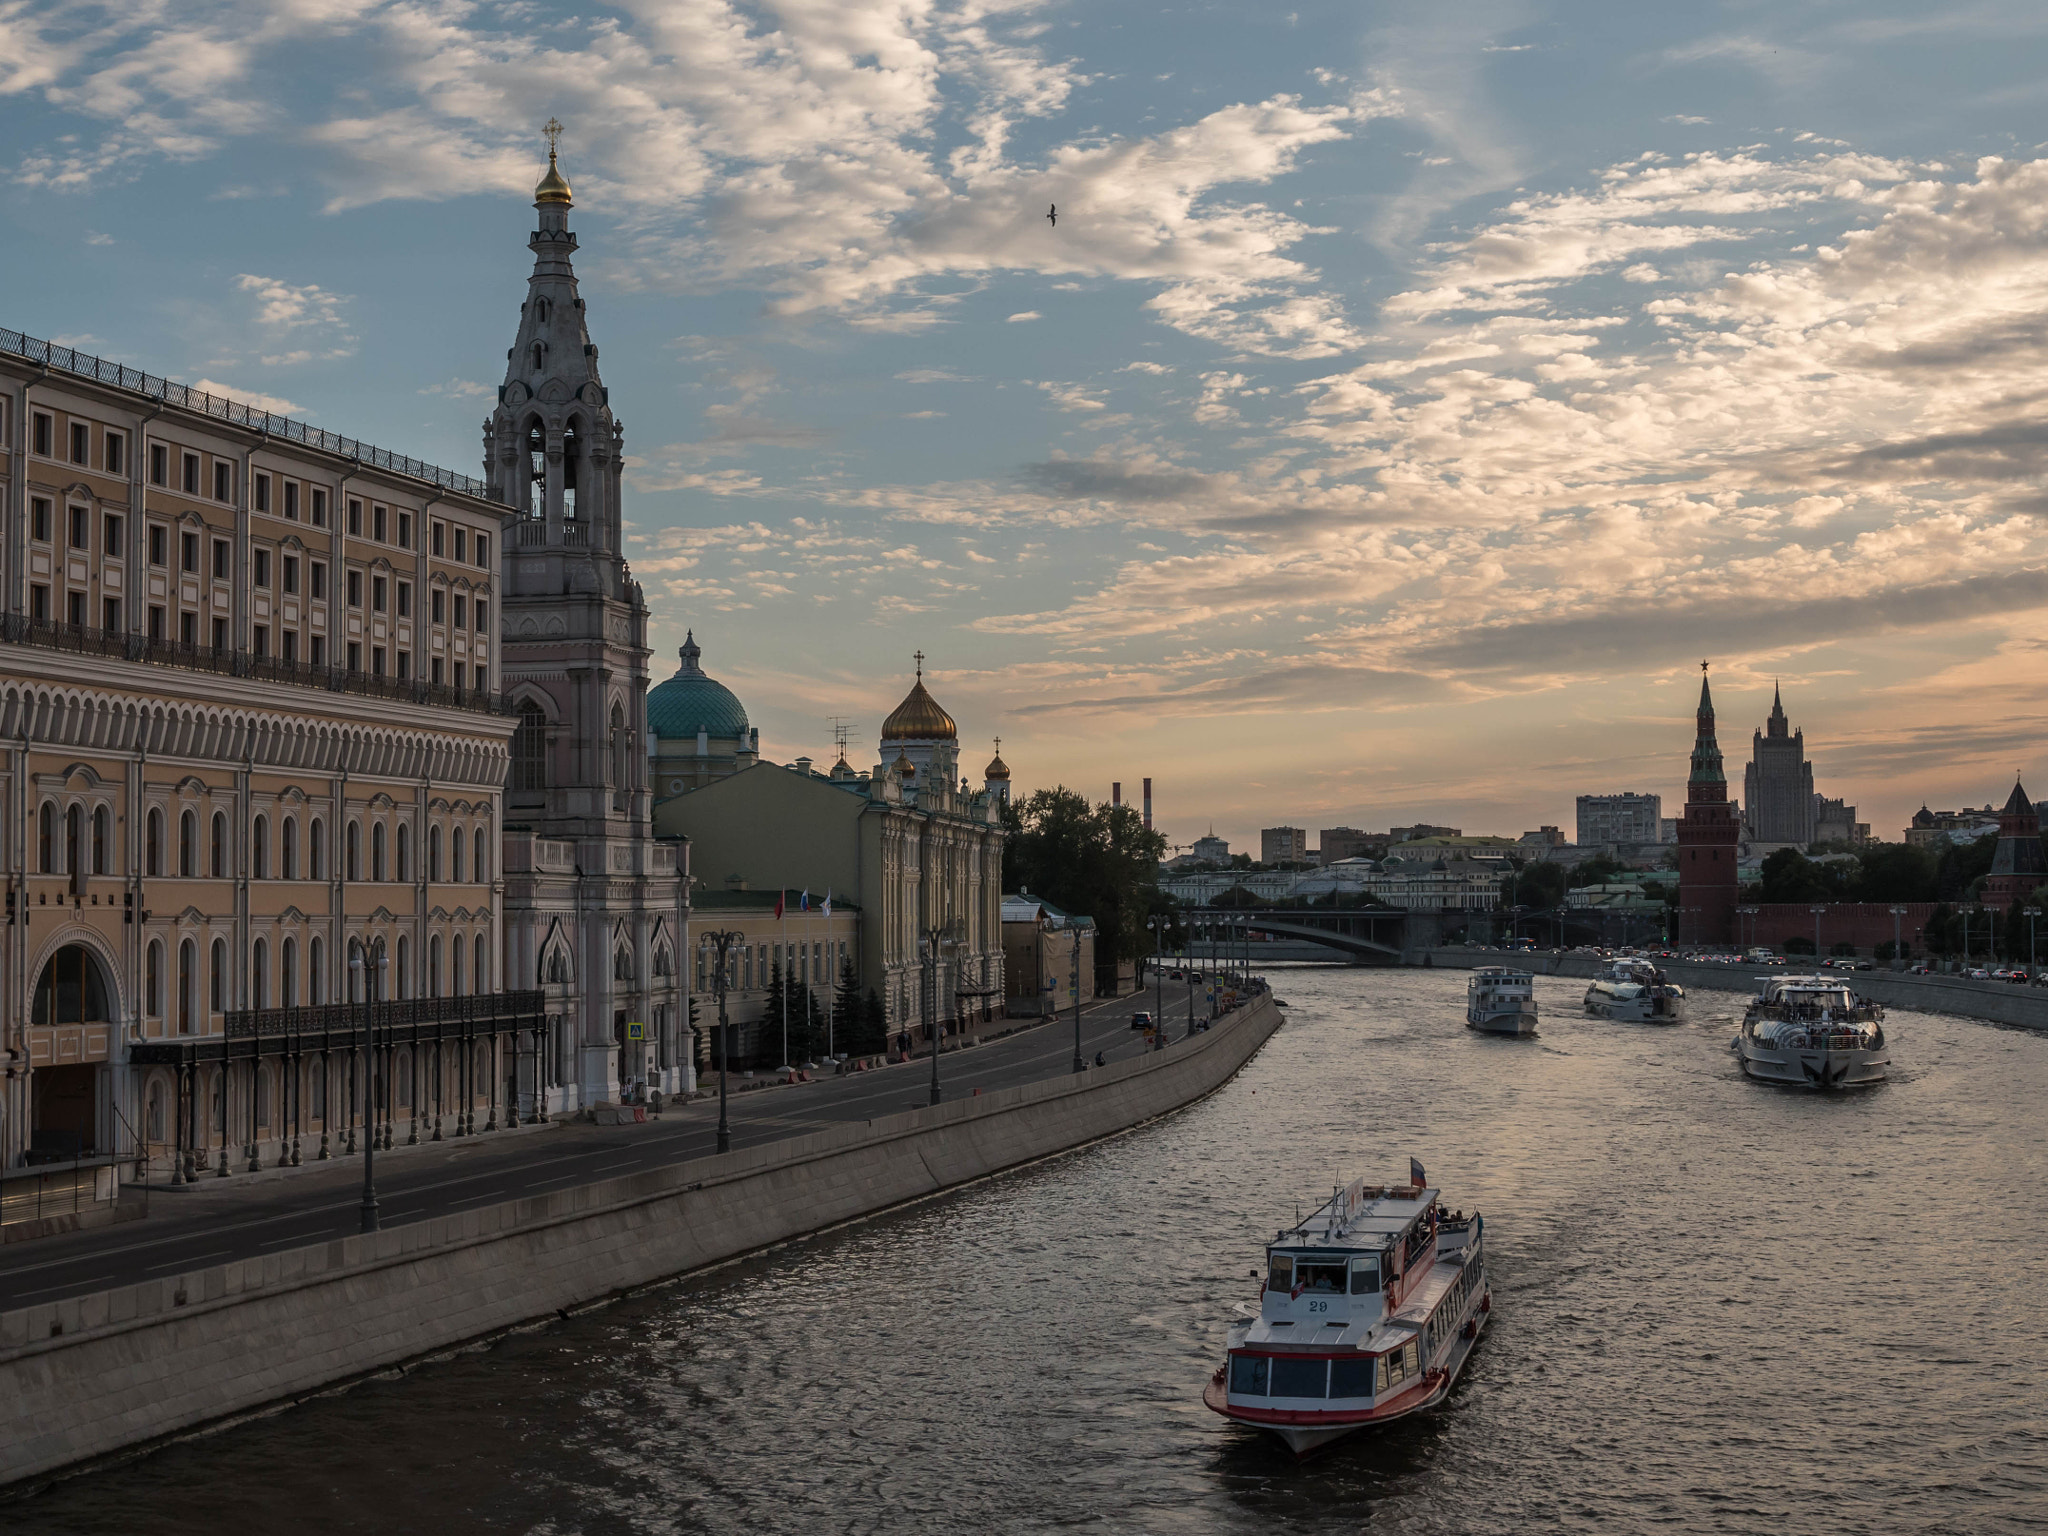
top-left (31, 943), bottom-right (114, 1159)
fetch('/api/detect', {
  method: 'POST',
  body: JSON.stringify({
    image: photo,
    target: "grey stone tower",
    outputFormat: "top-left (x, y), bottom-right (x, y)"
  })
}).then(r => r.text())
top-left (490, 132), bottom-right (690, 1111)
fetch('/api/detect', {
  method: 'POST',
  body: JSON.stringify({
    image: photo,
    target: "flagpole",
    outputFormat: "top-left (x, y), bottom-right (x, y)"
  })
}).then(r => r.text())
top-left (780, 893), bottom-right (789, 1071)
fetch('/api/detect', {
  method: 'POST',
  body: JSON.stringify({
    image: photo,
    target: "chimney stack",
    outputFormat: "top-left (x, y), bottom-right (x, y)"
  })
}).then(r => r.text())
top-left (1143, 778), bottom-right (1153, 830)
top-left (1113, 782), bottom-right (1122, 808)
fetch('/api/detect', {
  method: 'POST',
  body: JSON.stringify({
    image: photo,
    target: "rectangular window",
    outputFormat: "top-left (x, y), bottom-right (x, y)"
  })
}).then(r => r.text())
top-left (102, 597), bottom-right (119, 631)
top-left (396, 649), bottom-right (410, 679)
top-left (473, 663), bottom-right (486, 692)
top-left (396, 580), bottom-right (411, 617)
top-left (311, 487), bottom-right (327, 527)
top-left (1270, 1358), bottom-right (1328, 1399)
top-left (310, 634), bottom-right (325, 666)
top-left (371, 644), bottom-right (386, 676)
top-left (103, 513), bottom-right (121, 556)
top-left (149, 443), bottom-right (167, 485)
top-left (32, 412), bottom-right (52, 456)
top-left (254, 473), bottom-right (271, 513)
top-left (69, 505), bottom-right (88, 549)
top-left (283, 555), bottom-right (299, 594)
top-left (431, 588), bottom-right (445, 624)
top-left (283, 481), bottom-right (299, 520)
top-left (453, 527), bottom-right (467, 563)
top-left (30, 498), bottom-right (50, 543)
top-left (475, 533), bottom-right (488, 568)
top-left (452, 594), bottom-right (466, 630)
top-left (69, 420), bottom-right (89, 465)
top-left (211, 615), bottom-right (227, 650)
top-left (148, 604), bottom-right (165, 641)
top-left (105, 431), bottom-right (124, 475)
top-left (181, 532), bottom-right (199, 573)
top-left (397, 511), bottom-right (411, 549)
top-left (1229, 1356), bottom-right (1270, 1396)
top-left (475, 598), bottom-right (488, 632)
top-left (183, 453), bottom-right (200, 495)
top-left (347, 640), bottom-right (361, 672)
top-left (213, 461), bottom-right (231, 502)
top-left (282, 629), bottom-right (297, 663)
top-left (68, 591), bottom-right (85, 626)
top-left (373, 504), bottom-right (386, 543)
top-left (1329, 1357), bottom-right (1374, 1398)
top-left (212, 539), bottom-right (230, 580)
top-left (431, 521), bottom-right (444, 556)
top-left (180, 611), bottom-right (196, 645)
top-left (348, 499), bottom-right (362, 536)
top-left (347, 570), bottom-right (362, 608)
top-left (253, 548), bottom-right (270, 587)
top-left (372, 575), bottom-right (386, 613)
top-left (431, 656), bottom-right (443, 685)
top-left (310, 561), bottom-right (326, 600)
top-left (252, 623), bottom-right (269, 658)
top-left (453, 662), bottom-right (465, 691)
top-left (149, 524), bottom-right (167, 566)
top-left (29, 585), bottom-right (48, 621)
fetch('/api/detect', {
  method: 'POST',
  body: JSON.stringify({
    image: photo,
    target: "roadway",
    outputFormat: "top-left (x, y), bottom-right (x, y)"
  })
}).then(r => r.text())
top-left (0, 988), bottom-right (1213, 1313)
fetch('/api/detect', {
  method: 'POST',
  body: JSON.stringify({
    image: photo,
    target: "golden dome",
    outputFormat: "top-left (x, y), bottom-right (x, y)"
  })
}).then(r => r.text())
top-left (535, 149), bottom-right (573, 207)
top-left (984, 738), bottom-right (1010, 780)
top-left (882, 658), bottom-right (957, 742)
top-left (894, 749), bottom-right (918, 779)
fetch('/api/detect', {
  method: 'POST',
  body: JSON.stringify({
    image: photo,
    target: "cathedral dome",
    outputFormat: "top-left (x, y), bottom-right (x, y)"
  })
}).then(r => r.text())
top-left (882, 667), bottom-right (957, 741)
top-left (647, 632), bottom-right (750, 741)
top-left (535, 148), bottom-right (573, 207)
top-left (984, 745), bottom-right (1010, 781)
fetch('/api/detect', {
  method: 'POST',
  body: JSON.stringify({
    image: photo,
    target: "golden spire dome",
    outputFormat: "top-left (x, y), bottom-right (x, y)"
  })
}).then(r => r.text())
top-left (535, 118), bottom-right (573, 206)
top-left (984, 736), bottom-right (1010, 781)
top-left (881, 650), bottom-right (958, 741)
top-left (894, 749), bottom-right (918, 779)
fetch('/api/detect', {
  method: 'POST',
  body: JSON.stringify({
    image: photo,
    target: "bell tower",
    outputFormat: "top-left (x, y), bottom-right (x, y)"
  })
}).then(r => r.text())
top-left (490, 124), bottom-right (687, 1111)
top-left (1677, 662), bottom-right (1740, 947)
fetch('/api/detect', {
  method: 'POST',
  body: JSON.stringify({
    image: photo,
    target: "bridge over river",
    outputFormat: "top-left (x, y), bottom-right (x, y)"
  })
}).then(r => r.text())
top-left (1174, 907), bottom-right (1479, 965)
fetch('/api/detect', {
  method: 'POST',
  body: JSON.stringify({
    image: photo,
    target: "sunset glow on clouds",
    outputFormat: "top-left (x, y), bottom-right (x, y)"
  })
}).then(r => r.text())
top-left (9, 0), bottom-right (2048, 848)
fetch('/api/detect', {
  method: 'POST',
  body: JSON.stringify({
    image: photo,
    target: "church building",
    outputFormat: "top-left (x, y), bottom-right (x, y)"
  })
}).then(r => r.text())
top-left (489, 137), bottom-right (690, 1109)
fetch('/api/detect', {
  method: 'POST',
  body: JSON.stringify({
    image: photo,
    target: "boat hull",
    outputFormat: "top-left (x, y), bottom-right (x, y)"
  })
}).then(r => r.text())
top-left (1736, 1037), bottom-right (1888, 1088)
top-left (1585, 996), bottom-right (1686, 1025)
top-left (1466, 1010), bottom-right (1538, 1036)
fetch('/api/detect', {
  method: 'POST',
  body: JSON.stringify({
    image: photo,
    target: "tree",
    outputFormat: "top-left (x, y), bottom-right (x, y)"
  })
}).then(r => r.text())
top-left (833, 958), bottom-right (865, 1054)
top-left (1003, 786), bottom-right (1170, 969)
top-left (1511, 861), bottom-right (1568, 910)
top-left (862, 988), bottom-right (888, 1055)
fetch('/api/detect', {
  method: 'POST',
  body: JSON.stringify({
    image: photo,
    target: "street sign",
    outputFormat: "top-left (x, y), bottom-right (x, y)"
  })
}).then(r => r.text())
top-left (626, 1020), bottom-right (646, 1041)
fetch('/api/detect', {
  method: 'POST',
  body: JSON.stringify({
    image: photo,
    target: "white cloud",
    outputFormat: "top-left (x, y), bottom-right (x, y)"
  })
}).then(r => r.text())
top-left (1006, 311), bottom-right (1043, 323)
top-left (189, 378), bottom-right (304, 416)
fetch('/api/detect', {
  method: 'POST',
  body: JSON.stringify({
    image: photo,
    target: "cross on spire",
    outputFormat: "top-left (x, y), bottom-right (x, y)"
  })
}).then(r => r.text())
top-left (914, 649), bottom-right (925, 680)
top-left (993, 736), bottom-right (1002, 755)
top-left (543, 117), bottom-right (564, 155)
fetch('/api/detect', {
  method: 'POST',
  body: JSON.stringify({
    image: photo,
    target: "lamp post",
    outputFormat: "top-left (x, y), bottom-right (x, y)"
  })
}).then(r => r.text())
top-left (1889, 905), bottom-right (1909, 971)
top-left (1070, 924), bottom-right (1084, 1074)
top-left (1737, 905), bottom-right (1758, 954)
top-left (348, 944), bottom-right (384, 1234)
top-left (2028, 907), bottom-right (2041, 978)
top-left (1147, 915), bottom-right (1165, 1050)
top-left (921, 920), bottom-right (958, 1106)
top-left (703, 929), bottom-right (742, 1153)
top-left (1809, 905), bottom-right (1826, 964)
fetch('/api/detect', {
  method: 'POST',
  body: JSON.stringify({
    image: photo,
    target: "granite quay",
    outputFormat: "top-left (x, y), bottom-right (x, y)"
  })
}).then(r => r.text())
top-left (0, 988), bottom-right (1282, 1487)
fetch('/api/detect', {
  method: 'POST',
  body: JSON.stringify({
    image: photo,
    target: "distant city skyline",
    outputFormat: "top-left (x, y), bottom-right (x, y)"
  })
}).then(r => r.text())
top-left (7, 2), bottom-right (2048, 849)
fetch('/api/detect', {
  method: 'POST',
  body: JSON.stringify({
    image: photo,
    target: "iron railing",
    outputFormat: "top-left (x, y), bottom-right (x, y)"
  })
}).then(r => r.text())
top-left (225, 990), bottom-right (547, 1040)
top-left (0, 614), bottom-right (511, 716)
top-left (1, 325), bottom-right (504, 503)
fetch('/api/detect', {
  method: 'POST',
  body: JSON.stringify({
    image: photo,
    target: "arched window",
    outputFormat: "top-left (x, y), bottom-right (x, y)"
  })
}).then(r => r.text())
top-left (38, 802), bottom-right (54, 873)
top-left (146, 807), bottom-right (164, 876)
top-left (530, 342), bottom-right (545, 374)
top-left (33, 944), bottom-right (110, 1024)
top-left (653, 944), bottom-right (672, 979)
top-left (371, 823), bottom-right (386, 882)
top-left (309, 818), bottom-right (325, 881)
top-left (281, 816), bottom-right (297, 880)
top-left (180, 810), bottom-right (196, 877)
top-left (309, 936), bottom-right (324, 1005)
top-left (346, 821), bottom-right (361, 882)
top-left (512, 702), bottom-right (547, 793)
top-left (252, 815), bottom-right (269, 880)
top-left (526, 418), bottom-right (546, 518)
top-left (428, 825), bottom-right (442, 883)
top-left (474, 934), bottom-right (488, 994)
top-left (614, 945), bottom-right (633, 983)
top-left (178, 940), bottom-right (196, 1033)
top-left (210, 937), bottom-right (228, 1013)
top-left (65, 804), bottom-right (82, 890)
top-left (92, 805), bottom-right (109, 875)
top-left (562, 421), bottom-right (580, 520)
top-left (475, 815), bottom-right (490, 882)
top-left (396, 822), bottom-right (411, 883)
top-left (452, 934), bottom-right (466, 996)
top-left (211, 811), bottom-right (227, 878)
top-left (610, 703), bottom-right (628, 796)
top-left (534, 297), bottom-right (550, 324)
top-left (429, 934), bottom-right (443, 997)
top-left (252, 937), bottom-right (268, 1010)
top-left (396, 935), bottom-right (410, 1000)
top-left (146, 939), bottom-right (164, 1016)
top-left (451, 826), bottom-right (466, 884)
top-left (281, 936), bottom-right (298, 1008)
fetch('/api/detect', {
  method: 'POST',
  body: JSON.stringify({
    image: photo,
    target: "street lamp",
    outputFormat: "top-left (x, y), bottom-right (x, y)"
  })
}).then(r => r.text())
top-left (347, 943), bottom-right (387, 1234)
top-left (1146, 915), bottom-right (1166, 1050)
top-left (921, 919), bottom-right (960, 1106)
top-left (1809, 904), bottom-right (1827, 965)
top-left (1737, 905), bottom-right (1758, 954)
top-left (1070, 923), bottom-right (1085, 1074)
top-left (2027, 907), bottom-right (2041, 977)
top-left (703, 929), bottom-right (742, 1153)
top-left (1888, 905), bottom-right (1909, 971)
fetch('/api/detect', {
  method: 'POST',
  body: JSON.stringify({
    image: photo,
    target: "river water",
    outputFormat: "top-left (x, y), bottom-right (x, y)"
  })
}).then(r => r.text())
top-left (17, 968), bottom-right (2048, 1535)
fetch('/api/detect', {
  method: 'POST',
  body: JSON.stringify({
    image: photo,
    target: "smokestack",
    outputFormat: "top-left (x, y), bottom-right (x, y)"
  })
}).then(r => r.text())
top-left (1143, 777), bottom-right (1153, 830)
top-left (1113, 781), bottom-right (1122, 808)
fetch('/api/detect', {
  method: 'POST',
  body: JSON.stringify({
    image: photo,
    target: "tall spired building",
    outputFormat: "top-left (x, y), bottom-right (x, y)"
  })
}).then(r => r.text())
top-left (489, 128), bottom-right (689, 1110)
top-left (1744, 683), bottom-right (1816, 846)
top-left (1678, 665), bottom-right (1740, 946)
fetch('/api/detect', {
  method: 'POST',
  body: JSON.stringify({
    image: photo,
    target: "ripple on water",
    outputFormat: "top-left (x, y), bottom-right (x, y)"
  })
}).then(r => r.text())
top-left (15, 969), bottom-right (2048, 1535)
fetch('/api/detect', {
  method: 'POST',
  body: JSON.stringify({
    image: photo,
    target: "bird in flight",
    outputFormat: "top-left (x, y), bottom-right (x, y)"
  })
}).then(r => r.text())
top-left (1047, 204), bottom-right (1057, 228)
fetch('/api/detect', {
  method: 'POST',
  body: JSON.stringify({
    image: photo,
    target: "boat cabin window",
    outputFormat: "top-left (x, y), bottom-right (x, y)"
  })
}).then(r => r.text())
top-left (1271, 1357), bottom-right (1329, 1398)
top-left (1229, 1355), bottom-right (1269, 1396)
top-left (1349, 1257), bottom-right (1381, 1295)
top-left (1330, 1356), bottom-right (1374, 1398)
top-left (1296, 1261), bottom-right (1347, 1294)
top-left (1267, 1255), bottom-right (1293, 1291)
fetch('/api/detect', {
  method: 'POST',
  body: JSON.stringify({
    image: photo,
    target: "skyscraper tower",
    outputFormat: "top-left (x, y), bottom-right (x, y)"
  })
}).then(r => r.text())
top-left (1744, 681), bottom-right (1816, 845)
top-left (490, 126), bottom-right (688, 1109)
top-left (1678, 664), bottom-right (1740, 946)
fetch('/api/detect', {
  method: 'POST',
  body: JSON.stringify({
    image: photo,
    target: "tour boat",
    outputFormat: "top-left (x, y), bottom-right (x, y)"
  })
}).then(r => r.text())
top-left (1583, 958), bottom-right (1686, 1024)
top-left (1204, 1166), bottom-right (1491, 1456)
top-left (1466, 967), bottom-right (1538, 1036)
top-left (1734, 974), bottom-right (1889, 1089)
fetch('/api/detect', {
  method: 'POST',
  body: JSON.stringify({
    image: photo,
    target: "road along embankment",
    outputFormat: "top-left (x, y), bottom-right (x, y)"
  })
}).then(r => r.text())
top-left (0, 995), bottom-right (1284, 1488)
top-left (1420, 948), bottom-right (2048, 1033)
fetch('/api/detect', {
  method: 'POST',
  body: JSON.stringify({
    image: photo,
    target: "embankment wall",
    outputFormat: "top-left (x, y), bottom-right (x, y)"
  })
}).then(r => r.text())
top-left (0, 995), bottom-right (1284, 1487)
top-left (1420, 948), bottom-right (2048, 1032)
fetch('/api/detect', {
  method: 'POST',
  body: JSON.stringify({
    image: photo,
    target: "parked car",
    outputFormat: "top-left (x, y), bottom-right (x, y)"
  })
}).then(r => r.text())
top-left (1130, 1010), bottom-right (1155, 1031)
top-left (1909, 963), bottom-right (1932, 975)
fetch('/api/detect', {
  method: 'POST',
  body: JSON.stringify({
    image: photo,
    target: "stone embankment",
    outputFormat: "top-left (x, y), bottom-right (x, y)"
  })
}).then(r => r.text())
top-left (1423, 948), bottom-right (2048, 1033)
top-left (0, 993), bottom-right (1283, 1488)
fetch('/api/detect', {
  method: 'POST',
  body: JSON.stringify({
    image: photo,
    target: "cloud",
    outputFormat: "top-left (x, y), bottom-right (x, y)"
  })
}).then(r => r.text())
top-left (1006, 311), bottom-right (1043, 323)
top-left (189, 378), bottom-right (304, 416)
top-left (235, 271), bottom-right (354, 363)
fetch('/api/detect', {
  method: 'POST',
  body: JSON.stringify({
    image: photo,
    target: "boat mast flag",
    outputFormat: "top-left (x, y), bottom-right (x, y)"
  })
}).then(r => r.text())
top-left (1410, 1157), bottom-right (1427, 1187)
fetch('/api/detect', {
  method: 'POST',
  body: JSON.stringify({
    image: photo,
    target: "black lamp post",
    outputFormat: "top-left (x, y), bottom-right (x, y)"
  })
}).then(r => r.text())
top-left (704, 929), bottom-right (741, 1154)
top-left (1147, 915), bottom-right (1164, 1049)
top-left (349, 943), bottom-right (384, 1234)
top-left (1070, 924), bottom-right (1085, 1074)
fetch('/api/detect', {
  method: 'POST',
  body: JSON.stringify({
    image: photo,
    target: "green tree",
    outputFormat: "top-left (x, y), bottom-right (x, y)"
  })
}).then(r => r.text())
top-left (1854, 843), bottom-right (1939, 901)
top-left (833, 958), bottom-right (866, 1054)
top-left (1510, 861), bottom-right (1568, 910)
top-left (1003, 786), bottom-right (1170, 970)
top-left (1935, 834), bottom-right (1999, 901)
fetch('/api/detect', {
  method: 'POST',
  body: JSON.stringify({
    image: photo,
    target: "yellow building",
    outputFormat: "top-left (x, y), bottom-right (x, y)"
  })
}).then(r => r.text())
top-left (688, 888), bottom-right (862, 1069)
top-left (0, 329), bottom-right (535, 1183)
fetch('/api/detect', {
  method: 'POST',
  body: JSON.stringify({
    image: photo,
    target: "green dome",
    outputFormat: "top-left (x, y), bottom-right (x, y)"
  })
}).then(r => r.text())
top-left (648, 632), bottom-right (751, 741)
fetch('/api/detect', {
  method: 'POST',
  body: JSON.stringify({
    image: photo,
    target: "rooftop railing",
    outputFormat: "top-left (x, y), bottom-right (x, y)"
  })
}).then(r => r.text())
top-left (1, 326), bottom-right (504, 503)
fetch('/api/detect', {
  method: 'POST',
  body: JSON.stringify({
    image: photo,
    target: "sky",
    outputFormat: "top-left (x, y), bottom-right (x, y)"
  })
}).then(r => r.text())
top-left (8, 0), bottom-right (2048, 856)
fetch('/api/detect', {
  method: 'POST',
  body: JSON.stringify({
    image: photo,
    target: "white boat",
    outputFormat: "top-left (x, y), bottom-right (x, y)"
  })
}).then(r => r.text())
top-left (1734, 975), bottom-right (1889, 1089)
top-left (1466, 967), bottom-right (1538, 1036)
top-left (1583, 959), bottom-right (1686, 1024)
top-left (1204, 1167), bottom-right (1491, 1456)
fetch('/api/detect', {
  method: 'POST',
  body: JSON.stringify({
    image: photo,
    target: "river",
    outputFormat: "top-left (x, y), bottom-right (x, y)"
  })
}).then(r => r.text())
top-left (15, 967), bottom-right (2047, 1534)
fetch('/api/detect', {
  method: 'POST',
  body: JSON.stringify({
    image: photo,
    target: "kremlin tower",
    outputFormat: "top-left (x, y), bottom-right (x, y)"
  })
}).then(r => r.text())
top-left (1677, 664), bottom-right (1740, 946)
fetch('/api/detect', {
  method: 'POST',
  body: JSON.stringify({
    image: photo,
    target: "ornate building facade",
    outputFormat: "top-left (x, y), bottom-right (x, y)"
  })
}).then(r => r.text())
top-left (488, 145), bottom-right (689, 1109)
top-left (1677, 667), bottom-right (1740, 946)
top-left (1744, 684), bottom-right (1816, 846)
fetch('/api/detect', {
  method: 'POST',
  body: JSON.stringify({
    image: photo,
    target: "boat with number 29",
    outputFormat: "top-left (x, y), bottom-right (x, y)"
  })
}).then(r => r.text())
top-left (1203, 1162), bottom-right (1491, 1456)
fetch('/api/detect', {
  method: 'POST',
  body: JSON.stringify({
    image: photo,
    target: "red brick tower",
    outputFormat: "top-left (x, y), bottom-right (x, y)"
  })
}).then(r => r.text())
top-left (1677, 663), bottom-right (1740, 946)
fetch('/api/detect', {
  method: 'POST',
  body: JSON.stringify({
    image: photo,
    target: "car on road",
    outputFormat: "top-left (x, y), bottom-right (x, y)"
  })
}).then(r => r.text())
top-left (1130, 1010), bottom-right (1155, 1031)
